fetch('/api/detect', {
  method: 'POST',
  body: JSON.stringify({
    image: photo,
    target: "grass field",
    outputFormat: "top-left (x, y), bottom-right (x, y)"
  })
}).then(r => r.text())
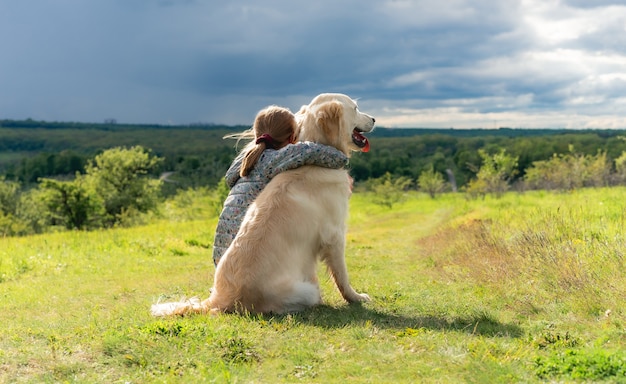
top-left (2, 188), bottom-right (626, 383)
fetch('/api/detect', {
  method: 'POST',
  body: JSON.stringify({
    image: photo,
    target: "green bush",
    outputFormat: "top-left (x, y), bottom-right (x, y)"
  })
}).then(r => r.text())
top-left (418, 165), bottom-right (447, 198)
top-left (84, 146), bottom-right (162, 226)
top-left (365, 172), bottom-right (412, 208)
top-left (524, 146), bottom-right (611, 191)
top-left (465, 149), bottom-right (518, 198)
top-left (39, 177), bottom-right (105, 230)
top-left (0, 178), bottom-right (31, 236)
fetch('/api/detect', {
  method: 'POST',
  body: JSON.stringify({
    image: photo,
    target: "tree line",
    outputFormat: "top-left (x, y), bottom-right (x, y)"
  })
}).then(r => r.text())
top-left (359, 144), bottom-right (626, 209)
top-left (3, 120), bottom-right (626, 235)
top-left (348, 131), bottom-right (626, 188)
top-left (3, 120), bottom-right (626, 191)
top-left (4, 142), bottom-right (625, 236)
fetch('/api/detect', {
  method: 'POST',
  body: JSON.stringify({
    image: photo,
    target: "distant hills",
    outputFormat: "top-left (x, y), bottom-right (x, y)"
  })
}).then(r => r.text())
top-left (3, 118), bottom-right (625, 138)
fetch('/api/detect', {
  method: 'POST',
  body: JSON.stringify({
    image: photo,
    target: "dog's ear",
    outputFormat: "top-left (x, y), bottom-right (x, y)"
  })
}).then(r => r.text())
top-left (296, 105), bottom-right (308, 115)
top-left (315, 101), bottom-right (342, 145)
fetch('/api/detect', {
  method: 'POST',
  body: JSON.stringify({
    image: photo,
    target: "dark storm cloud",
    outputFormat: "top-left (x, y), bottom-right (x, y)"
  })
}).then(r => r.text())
top-left (1, 0), bottom-right (625, 128)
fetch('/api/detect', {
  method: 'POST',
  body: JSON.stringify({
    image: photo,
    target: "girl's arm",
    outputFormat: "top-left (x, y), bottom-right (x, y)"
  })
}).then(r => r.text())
top-left (266, 141), bottom-right (348, 179)
top-left (224, 153), bottom-right (244, 188)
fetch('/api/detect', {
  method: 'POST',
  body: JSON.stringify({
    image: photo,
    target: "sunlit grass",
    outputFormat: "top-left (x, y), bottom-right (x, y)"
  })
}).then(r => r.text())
top-left (422, 189), bottom-right (626, 318)
top-left (3, 188), bottom-right (626, 382)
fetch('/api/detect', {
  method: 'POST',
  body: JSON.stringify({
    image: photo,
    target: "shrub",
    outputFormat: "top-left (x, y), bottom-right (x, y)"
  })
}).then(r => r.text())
top-left (39, 176), bottom-right (105, 230)
top-left (524, 147), bottom-right (611, 191)
top-left (418, 165), bottom-right (447, 198)
top-left (613, 150), bottom-right (626, 185)
top-left (0, 178), bottom-right (32, 236)
top-left (0, 177), bottom-right (20, 216)
top-left (84, 146), bottom-right (162, 226)
top-left (36, 146), bottom-right (163, 230)
top-left (16, 188), bottom-right (51, 234)
top-left (365, 172), bottom-right (412, 208)
top-left (465, 149), bottom-right (518, 198)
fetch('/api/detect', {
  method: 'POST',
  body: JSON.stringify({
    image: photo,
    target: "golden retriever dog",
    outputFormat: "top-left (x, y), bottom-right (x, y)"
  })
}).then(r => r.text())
top-left (152, 93), bottom-right (375, 316)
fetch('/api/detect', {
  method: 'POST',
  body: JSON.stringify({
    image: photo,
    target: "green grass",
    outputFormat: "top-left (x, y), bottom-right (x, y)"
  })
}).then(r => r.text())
top-left (3, 188), bottom-right (626, 382)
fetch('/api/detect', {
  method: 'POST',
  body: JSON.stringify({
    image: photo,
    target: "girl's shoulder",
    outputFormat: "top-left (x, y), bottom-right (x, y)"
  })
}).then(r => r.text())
top-left (257, 148), bottom-right (279, 162)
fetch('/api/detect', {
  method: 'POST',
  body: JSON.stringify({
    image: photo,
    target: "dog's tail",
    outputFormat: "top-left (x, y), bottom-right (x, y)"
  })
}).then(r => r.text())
top-left (150, 297), bottom-right (211, 317)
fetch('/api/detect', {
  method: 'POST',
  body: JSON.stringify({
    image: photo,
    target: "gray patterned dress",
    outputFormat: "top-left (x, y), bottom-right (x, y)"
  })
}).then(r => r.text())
top-left (212, 142), bottom-right (348, 265)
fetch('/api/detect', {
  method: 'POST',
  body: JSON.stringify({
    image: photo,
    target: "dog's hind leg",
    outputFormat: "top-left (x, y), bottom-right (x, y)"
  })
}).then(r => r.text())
top-left (280, 281), bottom-right (322, 313)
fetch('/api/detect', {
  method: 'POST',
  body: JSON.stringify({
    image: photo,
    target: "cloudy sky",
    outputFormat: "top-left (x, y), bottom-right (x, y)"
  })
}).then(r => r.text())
top-left (2, 0), bottom-right (626, 129)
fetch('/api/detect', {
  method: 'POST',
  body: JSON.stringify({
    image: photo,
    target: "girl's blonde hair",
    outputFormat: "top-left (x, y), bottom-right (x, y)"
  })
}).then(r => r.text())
top-left (224, 106), bottom-right (297, 177)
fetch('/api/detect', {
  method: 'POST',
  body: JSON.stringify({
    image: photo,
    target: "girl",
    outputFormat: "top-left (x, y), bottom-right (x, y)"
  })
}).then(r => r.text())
top-left (213, 105), bottom-right (348, 265)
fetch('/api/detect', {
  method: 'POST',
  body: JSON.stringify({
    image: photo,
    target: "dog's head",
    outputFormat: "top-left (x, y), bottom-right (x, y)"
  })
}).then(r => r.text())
top-left (295, 93), bottom-right (375, 156)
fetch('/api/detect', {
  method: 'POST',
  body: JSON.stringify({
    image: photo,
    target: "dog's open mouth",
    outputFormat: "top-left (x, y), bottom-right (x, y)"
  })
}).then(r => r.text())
top-left (352, 129), bottom-right (370, 153)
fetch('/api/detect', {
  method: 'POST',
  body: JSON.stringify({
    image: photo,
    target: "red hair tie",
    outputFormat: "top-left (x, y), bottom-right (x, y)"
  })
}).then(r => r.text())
top-left (255, 133), bottom-right (276, 148)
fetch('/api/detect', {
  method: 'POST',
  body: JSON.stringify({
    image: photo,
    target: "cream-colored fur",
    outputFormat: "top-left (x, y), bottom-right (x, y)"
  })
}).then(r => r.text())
top-left (151, 93), bottom-right (374, 316)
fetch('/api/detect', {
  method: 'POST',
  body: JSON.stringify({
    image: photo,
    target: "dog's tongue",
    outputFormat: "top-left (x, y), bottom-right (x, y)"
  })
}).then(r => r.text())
top-left (352, 130), bottom-right (370, 153)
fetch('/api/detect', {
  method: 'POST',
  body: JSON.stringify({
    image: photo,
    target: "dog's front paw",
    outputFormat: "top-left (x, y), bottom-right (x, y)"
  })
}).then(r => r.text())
top-left (347, 292), bottom-right (370, 303)
top-left (357, 293), bottom-right (371, 302)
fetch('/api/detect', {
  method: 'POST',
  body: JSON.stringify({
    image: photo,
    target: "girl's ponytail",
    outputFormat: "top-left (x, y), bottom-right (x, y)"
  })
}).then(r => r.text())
top-left (240, 141), bottom-right (266, 177)
top-left (228, 106), bottom-right (297, 177)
